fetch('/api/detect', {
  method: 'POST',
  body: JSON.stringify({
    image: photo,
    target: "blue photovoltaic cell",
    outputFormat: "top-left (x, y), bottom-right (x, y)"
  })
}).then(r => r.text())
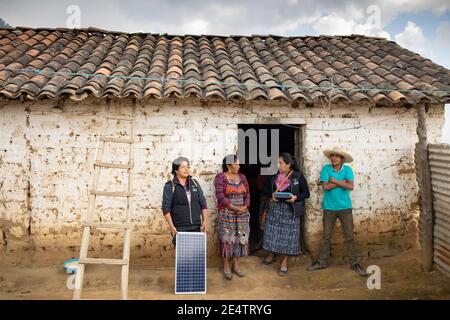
top-left (175, 232), bottom-right (207, 294)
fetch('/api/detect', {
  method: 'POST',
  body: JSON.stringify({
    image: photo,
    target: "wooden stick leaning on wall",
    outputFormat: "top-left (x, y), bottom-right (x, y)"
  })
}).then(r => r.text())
top-left (416, 103), bottom-right (434, 272)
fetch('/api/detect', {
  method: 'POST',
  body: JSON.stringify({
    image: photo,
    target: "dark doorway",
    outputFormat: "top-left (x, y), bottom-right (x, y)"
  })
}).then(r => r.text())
top-left (237, 124), bottom-right (304, 254)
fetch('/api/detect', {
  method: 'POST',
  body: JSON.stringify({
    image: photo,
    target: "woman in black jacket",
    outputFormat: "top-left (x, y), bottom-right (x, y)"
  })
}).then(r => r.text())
top-left (162, 157), bottom-right (207, 245)
top-left (261, 152), bottom-right (310, 276)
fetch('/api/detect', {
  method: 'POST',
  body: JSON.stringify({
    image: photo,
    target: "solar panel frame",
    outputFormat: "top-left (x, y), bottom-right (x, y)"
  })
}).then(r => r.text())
top-left (175, 231), bottom-right (207, 295)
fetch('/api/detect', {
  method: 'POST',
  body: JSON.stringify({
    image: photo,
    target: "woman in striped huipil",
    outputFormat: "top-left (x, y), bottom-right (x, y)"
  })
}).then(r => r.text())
top-left (214, 154), bottom-right (250, 280)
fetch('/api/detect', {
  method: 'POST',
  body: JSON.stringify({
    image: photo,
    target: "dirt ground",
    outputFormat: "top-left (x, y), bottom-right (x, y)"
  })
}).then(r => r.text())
top-left (1, 249), bottom-right (450, 300)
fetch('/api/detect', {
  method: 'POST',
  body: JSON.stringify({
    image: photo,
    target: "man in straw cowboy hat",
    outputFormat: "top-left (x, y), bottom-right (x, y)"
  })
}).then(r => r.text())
top-left (307, 147), bottom-right (367, 276)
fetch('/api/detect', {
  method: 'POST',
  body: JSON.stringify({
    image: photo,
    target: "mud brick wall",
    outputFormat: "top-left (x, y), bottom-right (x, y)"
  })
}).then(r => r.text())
top-left (0, 97), bottom-right (445, 266)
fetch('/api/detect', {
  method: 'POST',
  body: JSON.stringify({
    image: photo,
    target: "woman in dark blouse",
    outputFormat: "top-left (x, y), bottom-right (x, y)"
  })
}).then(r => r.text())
top-left (261, 152), bottom-right (310, 276)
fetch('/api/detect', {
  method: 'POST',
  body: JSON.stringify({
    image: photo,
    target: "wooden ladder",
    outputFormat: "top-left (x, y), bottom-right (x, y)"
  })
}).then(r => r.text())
top-left (73, 98), bottom-right (136, 300)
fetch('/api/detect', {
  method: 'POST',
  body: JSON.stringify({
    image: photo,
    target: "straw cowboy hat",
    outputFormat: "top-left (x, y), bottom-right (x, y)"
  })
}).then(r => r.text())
top-left (323, 147), bottom-right (353, 163)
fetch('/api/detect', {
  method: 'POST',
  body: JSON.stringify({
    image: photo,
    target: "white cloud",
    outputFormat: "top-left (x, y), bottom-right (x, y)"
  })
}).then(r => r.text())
top-left (392, 19), bottom-right (450, 70)
top-left (394, 21), bottom-right (431, 57)
top-left (0, 0), bottom-right (447, 41)
top-left (312, 8), bottom-right (391, 39)
top-left (430, 21), bottom-right (450, 68)
top-left (181, 19), bottom-right (209, 35)
top-left (436, 21), bottom-right (450, 47)
top-left (313, 13), bottom-right (355, 35)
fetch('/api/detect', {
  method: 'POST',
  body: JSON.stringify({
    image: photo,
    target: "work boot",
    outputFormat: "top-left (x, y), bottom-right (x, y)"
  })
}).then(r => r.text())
top-left (306, 261), bottom-right (327, 271)
top-left (351, 263), bottom-right (368, 276)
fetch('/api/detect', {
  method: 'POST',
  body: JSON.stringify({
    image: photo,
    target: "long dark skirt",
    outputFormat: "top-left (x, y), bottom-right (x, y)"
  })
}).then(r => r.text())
top-left (262, 201), bottom-right (300, 256)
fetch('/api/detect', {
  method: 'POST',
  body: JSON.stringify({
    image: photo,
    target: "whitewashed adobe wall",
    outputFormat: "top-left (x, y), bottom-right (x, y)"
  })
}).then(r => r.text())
top-left (0, 97), bottom-right (444, 265)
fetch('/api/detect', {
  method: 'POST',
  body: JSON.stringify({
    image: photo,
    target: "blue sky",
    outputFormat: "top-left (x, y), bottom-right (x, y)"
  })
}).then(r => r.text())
top-left (0, 0), bottom-right (449, 141)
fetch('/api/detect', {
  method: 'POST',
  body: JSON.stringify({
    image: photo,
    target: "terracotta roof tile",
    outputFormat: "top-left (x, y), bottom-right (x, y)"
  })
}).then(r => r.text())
top-left (0, 27), bottom-right (449, 104)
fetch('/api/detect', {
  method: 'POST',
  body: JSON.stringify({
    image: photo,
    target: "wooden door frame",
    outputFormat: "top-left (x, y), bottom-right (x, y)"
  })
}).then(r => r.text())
top-left (294, 125), bottom-right (306, 253)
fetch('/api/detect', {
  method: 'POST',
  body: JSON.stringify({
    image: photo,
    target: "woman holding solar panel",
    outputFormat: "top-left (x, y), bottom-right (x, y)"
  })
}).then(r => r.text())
top-left (214, 154), bottom-right (251, 280)
top-left (260, 152), bottom-right (310, 276)
top-left (162, 157), bottom-right (208, 246)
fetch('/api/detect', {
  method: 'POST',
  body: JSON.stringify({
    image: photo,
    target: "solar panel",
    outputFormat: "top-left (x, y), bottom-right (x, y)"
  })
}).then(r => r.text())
top-left (175, 232), bottom-right (207, 294)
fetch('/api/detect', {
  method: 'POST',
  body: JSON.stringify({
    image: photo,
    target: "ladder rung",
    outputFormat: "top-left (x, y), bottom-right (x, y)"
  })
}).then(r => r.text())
top-left (94, 161), bottom-right (134, 169)
top-left (78, 258), bottom-right (128, 265)
top-left (89, 190), bottom-right (134, 197)
top-left (83, 222), bottom-right (131, 229)
top-left (100, 137), bottom-right (134, 144)
top-left (106, 114), bottom-right (134, 121)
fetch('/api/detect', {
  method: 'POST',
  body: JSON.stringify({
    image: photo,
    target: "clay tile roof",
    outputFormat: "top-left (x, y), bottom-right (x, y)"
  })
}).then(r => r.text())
top-left (0, 27), bottom-right (449, 105)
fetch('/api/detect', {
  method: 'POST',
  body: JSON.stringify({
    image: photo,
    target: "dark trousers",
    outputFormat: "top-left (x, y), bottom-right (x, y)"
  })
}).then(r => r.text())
top-left (317, 209), bottom-right (359, 266)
